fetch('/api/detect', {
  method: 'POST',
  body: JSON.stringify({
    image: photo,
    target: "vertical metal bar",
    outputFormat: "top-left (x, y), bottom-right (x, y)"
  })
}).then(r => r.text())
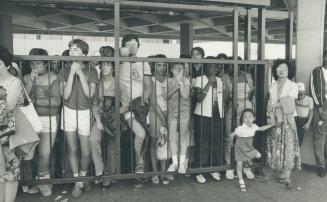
top-left (256, 8), bottom-right (267, 165)
top-left (286, 11), bottom-right (294, 68)
top-left (232, 8), bottom-right (239, 131)
top-left (130, 62), bottom-right (133, 174)
top-left (88, 61), bottom-right (93, 176)
top-left (114, 0), bottom-right (121, 174)
top-left (244, 9), bottom-right (252, 60)
top-left (47, 60), bottom-right (53, 179)
top-left (257, 8), bottom-right (265, 61)
top-left (61, 60), bottom-right (66, 178)
top-left (200, 64), bottom-right (203, 168)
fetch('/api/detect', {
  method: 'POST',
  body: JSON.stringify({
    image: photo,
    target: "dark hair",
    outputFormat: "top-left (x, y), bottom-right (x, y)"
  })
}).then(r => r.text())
top-left (0, 45), bottom-right (12, 67)
top-left (29, 48), bottom-right (48, 56)
top-left (180, 54), bottom-right (191, 59)
top-left (62, 49), bottom-right (70, 56)
top-left (28, 48), bottom-right (49, 69)
top-left (100, 61), bottom-right (115, 77)
top-left (99, 46), bottom-right (114, 57)
top-left (191, 47), bottom-right (205, 58)
top-left (68, 39), bottom-right (89, 55)
top-left (271, 59), bottom-right (294, 81)
top-left (203, 56), bottom-right (218, 75)
top-left (240, 108), bottom-right (255, 124)
top-left (148, 54), bottom-right (167, 75)
top-left (122, 34), bottom-right (140, 48)
top-left (217, 53), bottom-right (228, 59)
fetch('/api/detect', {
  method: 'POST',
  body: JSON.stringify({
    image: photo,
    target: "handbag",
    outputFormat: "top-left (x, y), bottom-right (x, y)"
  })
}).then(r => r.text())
top-left (19, 81), bottom-right (43, 133)
top-left (157, 127), bottom-right (171, 160)
top-left (10, 106), bottom-right (40, 160)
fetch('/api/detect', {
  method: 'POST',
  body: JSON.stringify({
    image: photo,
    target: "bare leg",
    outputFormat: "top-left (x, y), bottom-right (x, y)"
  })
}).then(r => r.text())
top-left (4, 181), bottom-right (18, 202)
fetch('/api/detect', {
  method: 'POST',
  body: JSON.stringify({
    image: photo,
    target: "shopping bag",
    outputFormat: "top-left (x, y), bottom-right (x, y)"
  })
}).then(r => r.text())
top-left (19, 81), bottom-right (43, 133)
top-left (157, 127), bottom-right (171, 160)
top-left (10, 106), bottom-right (40, 160)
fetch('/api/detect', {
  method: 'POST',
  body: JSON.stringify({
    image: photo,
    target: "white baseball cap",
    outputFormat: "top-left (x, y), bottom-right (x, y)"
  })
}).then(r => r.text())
top-left (297, 82), bottom-right (305, 91)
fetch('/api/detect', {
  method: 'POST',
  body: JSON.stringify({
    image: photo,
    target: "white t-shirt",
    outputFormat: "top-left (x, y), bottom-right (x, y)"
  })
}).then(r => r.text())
top-left (322, 67), bottom-right (327, 98)
top-left (194, 75), bottom-right (224, 118)
top-left (120, 61), bottom-right (151, 106)
top-left (235, 123), bottom-right (259, 138)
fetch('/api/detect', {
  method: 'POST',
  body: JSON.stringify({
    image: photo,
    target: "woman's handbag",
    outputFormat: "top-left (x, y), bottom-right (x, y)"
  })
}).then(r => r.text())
top-left (18, 81), bottom-right (43, 133)
top-left (157, 127), bottom-right (171, 160)
top-left (10, 106), bottom-right (40, 160)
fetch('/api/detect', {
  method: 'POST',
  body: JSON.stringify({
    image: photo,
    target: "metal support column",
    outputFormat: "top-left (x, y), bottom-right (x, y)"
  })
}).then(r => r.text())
top-left (180, 23), bottom-right (193, 56)
top-left (114, 0), bottom-right (121, 174)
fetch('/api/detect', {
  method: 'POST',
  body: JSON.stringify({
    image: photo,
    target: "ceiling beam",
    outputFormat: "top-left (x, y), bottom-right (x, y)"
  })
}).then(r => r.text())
top-left (184, 13), bottom-right (232, 38)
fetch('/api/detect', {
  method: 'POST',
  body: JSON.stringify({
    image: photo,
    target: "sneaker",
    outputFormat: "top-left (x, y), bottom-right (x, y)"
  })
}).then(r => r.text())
top-left (243, 168), bottom-right (254, 179)
top-left (178, 164), bottom-right (187, 174)
top-left (195, 175), bottom-right (206, 184)
top-left (165, 174), bottom-right (175, 181)
top-left (135, 164), bottom-right (145, 174)
top-left (210, 172), bottom-right (221, 181)
top-left (27, 186), bottom-right (39, 194)
top-left (167, 164), bottom-right (178, 172)
top-left (22, 186), bottom-right (29, 193)
top-left (38, 184), bottom-right (52, 197)
top-left (226, 170), bottom-right (234, 180)
top-left (151, 176), bottom-right (160, 184)
top-left (72, 183), bottom-right (83, 198)
top-left (134, 178), bottom-right (143, 188)
top-left (161, 176), bottom-right (170, 185)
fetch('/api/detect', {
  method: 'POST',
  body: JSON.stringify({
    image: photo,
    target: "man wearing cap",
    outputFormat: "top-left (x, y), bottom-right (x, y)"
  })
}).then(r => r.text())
top-left (309, 50), bottom-right (327, 177)
top-left (295, 82), bottom-right (313, 146)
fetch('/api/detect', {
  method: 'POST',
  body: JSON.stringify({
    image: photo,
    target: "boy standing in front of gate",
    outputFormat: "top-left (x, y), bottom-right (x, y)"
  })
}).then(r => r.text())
top-left (59, 39), bottom-right (98, 198)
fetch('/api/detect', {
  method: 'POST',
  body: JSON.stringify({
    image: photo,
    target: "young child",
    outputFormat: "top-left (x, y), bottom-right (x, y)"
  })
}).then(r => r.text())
top-left (295, 82), bottom-right (313, 146)
top-left (23, 48), bottom-right (61, 196)
top-left (231, 109), bottom-right (273, 192)
top-left (163, 63), bottom-right (191, 174)
top-left (59, 39), bottom-right (98, 198)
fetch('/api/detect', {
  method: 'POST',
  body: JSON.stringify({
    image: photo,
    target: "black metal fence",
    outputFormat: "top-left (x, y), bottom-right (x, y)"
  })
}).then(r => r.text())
top-left (12, 55), bottom-right (268, 186)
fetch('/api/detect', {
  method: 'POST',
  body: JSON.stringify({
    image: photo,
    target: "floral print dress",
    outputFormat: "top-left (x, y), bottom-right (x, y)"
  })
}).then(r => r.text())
top-left (266, 79), bottom-right (301, 171)
top-left (0, 77), bottom-right (24, 182)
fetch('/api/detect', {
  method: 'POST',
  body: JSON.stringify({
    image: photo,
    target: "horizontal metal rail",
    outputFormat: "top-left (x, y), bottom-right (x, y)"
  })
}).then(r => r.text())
top-left (14, 55), bottom-right (267, 65)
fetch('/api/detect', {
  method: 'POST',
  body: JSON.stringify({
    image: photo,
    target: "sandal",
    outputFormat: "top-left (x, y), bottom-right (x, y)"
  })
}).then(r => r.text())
top-left (239, 180), bottom-right (247, 192)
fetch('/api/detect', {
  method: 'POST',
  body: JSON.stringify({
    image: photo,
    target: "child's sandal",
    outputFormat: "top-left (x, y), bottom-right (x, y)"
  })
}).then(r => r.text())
top-left (239, 180), bottom-right (247, 192)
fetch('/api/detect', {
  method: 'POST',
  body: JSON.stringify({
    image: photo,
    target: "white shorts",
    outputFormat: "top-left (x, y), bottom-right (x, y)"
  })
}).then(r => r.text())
top-left (39, 116), bottom-right (58, 133)
top-left (61, 106), bottom-right (91, 136)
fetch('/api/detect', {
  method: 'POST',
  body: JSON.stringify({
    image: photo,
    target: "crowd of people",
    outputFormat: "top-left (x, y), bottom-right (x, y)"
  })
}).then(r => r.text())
top-left (0, 33), bottom-right (326, 201)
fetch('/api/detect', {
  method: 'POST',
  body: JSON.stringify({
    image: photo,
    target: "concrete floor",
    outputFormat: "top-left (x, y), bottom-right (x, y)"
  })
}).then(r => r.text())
top-left (16, 166), bottom-right (327, 202)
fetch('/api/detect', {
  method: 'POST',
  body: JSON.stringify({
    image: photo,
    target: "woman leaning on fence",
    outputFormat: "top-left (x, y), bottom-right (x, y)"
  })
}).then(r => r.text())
top-left (0, 45), bottom-right (25, 202)
top-left (267, 59), bottom-right (301, 190)
top-left (89, 53), bottom-right (118, 189)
